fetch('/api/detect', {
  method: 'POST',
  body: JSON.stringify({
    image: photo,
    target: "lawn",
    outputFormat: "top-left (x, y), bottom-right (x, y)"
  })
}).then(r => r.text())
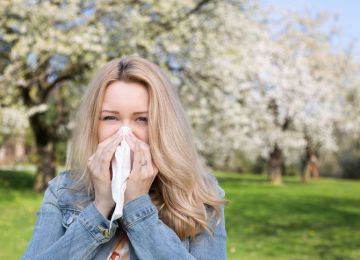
top-left (218, 172), bottom-right (360, 260)
top-left (0, 169), bottom-right (359, 259)
top-left (0, 170), bottom-right (43, 260)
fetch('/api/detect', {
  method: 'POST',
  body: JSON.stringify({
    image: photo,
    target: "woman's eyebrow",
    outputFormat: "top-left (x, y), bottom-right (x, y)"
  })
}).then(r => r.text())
top-left (101, 110), bottom-right (148, 114)
top-left (133, 111), bottom-right (149, 114)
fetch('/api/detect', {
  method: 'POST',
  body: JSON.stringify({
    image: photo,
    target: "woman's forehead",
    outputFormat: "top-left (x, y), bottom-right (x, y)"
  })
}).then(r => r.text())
top-left (100, 109), bottom-right (148, 115)
top-left (101, 81), bottom-right (149, 112)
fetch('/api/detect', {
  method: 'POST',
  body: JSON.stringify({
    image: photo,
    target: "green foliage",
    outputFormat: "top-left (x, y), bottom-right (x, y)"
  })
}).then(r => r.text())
top-left (319, 140), bottom-right (360, 179)
top-left (1, 170), bottom-right (359, 259)
top-left (55, 141), bottom-right (68, 166)
top-left (338, 140), bottom-right (360, 179)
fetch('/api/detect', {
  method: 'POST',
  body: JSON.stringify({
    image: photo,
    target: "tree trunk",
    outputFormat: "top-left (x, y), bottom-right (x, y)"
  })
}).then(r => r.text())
top-left (269, 144), bottom-right (283, 185)
top-left (34, 141), bottom-right (56, 192)
top-left (302, 147), bottom-right (319, 182)
top-left (29, 113), bottom-right (57, 192)
top-left (302, 162), bottom-right (311, 183)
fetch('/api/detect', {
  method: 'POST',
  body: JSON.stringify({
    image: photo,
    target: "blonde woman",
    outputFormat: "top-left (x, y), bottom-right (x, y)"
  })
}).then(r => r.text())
top-left (23, 56), bottom-right (227, 260)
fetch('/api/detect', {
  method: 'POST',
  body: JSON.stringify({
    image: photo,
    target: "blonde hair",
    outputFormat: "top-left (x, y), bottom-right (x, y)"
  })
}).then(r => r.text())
top-left (66, 56), bottom-right (226, 239)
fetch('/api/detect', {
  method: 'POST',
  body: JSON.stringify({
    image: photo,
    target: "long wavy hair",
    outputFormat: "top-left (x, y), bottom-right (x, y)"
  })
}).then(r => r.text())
top-left (66, 56), bottom-right (226, 239)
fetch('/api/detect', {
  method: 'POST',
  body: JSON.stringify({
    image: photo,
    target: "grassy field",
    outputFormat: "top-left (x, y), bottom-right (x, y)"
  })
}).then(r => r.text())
top-left (0, 169), bottom-right (359, 259)
top-left (0, 170), bottom-right (42, 260)
top-left (218, 172), bottom-right (360, 260)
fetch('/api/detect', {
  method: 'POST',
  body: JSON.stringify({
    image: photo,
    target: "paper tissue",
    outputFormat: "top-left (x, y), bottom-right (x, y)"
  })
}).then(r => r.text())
top-left (110, 126), bottom-right (132, 228)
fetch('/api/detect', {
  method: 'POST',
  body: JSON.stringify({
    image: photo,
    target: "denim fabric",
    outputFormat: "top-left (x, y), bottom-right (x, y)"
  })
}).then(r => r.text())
top-left (22, 171), bottom-right (227, 260)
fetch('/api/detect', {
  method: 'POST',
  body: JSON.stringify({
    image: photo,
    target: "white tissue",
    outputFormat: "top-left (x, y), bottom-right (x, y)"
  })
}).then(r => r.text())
top-left (110, 126), bottom-right (132, 228)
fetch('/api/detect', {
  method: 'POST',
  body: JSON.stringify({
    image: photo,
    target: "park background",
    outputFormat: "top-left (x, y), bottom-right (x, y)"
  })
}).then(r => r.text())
top-left (0, 0), bottom-right (359, 259)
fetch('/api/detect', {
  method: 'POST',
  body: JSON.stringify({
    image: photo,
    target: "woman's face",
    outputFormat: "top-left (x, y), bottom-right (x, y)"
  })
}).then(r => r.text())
top-left (98, 80), bottom-right (149, 144)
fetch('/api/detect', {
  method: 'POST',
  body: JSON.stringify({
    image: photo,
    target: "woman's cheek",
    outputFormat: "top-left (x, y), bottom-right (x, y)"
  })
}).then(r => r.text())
top-left (134, 128), bottom-right (149, 144)
top-left (97, 122), bottom-right (119, 143)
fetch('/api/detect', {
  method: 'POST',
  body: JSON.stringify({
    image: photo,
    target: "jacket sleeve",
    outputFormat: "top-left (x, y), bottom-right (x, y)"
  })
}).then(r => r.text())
top-left (121, 186), bottom-right (227, 260)
top-left (22, 177), bottom-right (119, 260)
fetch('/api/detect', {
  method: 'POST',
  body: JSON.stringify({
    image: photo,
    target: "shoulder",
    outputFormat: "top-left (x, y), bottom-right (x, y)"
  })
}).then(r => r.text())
top-left (47, 170), bottom-right (76, 192)
top-left (207, 172), bottom-right (225, 199)
top-left (47, 170), bottom-right (92, 210)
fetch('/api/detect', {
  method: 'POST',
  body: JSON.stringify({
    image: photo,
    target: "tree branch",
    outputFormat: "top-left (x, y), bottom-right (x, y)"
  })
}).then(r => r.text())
top-left (156, 0), bottom-right (215, 32)
top-left (41, 74), bottom-right (74, 102)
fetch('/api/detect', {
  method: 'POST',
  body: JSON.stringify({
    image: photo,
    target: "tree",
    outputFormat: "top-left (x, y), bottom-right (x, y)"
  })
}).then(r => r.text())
top-left (246, 11), bottom-right (345, 184)
top-left (0, 0), bottom-right (109, 191)
top-left (212, 8), bottom-right (357, 184)
top-left (0, 0), bottom-right (250, 190)
top-left (0, 107), bottom-right (28, 147)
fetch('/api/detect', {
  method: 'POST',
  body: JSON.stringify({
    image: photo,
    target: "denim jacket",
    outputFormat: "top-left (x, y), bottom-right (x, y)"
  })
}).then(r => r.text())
top-left (22, 171), bottom-right (227, 260)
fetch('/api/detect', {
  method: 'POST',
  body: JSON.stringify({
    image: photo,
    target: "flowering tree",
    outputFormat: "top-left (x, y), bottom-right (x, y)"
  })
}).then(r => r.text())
top-left (0, 0), bottom-right (109, 191)
top-left (270, 11), bottom-right (358, 182)
top-left (192, 7), bottom-right (359, 184)
top-left (241, 11), bottom-right (351, 184)
top-left (0, 0), bottom-right (247, 190)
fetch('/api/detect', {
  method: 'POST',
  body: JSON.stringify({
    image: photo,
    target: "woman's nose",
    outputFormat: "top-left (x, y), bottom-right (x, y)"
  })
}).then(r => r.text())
top-left (117, 124), bottom-right (137, 140)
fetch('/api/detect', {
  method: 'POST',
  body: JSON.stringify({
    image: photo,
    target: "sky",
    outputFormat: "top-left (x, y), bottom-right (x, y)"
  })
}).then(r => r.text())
top-left (261, 0), bottom-right (360, 57)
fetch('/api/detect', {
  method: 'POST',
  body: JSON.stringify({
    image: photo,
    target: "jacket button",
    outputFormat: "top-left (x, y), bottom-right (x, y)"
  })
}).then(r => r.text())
top-left (97, 225), bottom-right (111, 237)
top-left (103, 229), bottom-right (110, 237)
top-left (66, 215), bottom-right (74, 225)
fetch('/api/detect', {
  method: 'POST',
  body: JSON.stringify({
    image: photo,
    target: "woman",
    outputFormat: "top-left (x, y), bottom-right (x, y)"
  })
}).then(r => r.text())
top-left (23, 56), bottom-right (227, 259)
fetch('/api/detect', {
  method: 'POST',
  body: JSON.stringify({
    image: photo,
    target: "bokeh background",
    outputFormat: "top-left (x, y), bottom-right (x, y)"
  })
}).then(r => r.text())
top-left (0, 0), bottom-right (359, 259)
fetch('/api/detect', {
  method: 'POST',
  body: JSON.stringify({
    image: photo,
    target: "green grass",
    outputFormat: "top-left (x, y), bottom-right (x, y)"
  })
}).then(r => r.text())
top-left (0, 170), bottom-right (42, 259)
top-left (0, 170), bottom-right (359, 259)
top-left (218, 172), bottom-right (360, 260)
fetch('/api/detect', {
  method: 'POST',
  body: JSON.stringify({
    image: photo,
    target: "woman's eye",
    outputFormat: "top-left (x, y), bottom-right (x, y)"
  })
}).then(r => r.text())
top-left (100, 115), bottom-right (147, 123)
top-left (137, 117), bottom-right (148, 123)
top-left (103, 116), bottom-right (118, 121)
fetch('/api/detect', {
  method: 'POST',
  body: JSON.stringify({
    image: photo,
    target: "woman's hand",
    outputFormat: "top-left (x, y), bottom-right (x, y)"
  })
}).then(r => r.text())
top-left (87, 131), bottom-right (123, 219)
top-left (124, 132), bottom-right (159, 204)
